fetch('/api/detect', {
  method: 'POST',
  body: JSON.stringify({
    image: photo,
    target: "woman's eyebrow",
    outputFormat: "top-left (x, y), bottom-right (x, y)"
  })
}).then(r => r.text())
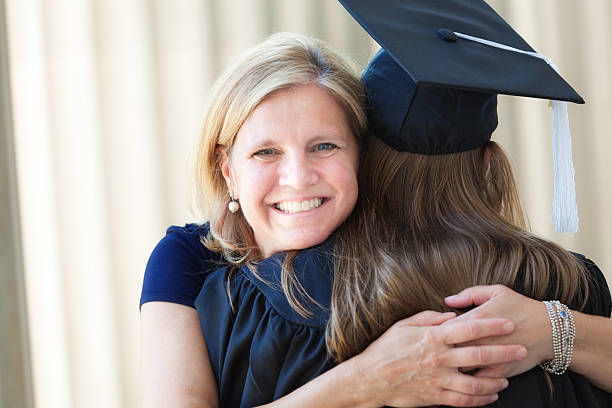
top-left (310, 132), bottom-right (346, 139)
top-left (244, 137), bottom-right (277, 149)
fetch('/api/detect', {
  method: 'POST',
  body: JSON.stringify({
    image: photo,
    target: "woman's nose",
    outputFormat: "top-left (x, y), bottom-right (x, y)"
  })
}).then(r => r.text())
top-left (278, 153), bottom-right (319, 188)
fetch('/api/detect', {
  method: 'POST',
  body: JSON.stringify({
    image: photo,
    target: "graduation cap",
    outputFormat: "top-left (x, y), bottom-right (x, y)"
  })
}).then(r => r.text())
top-left (338, 0), bottom-right (583, 234)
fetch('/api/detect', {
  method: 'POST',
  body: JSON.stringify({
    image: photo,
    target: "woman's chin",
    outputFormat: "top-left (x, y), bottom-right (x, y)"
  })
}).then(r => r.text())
top-left (262, 232), bottom-right (331, 257)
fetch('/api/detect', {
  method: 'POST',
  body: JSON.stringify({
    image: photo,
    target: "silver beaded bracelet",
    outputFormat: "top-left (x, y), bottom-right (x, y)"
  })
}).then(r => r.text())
top-left (539, 300), bottom-right (575, 374)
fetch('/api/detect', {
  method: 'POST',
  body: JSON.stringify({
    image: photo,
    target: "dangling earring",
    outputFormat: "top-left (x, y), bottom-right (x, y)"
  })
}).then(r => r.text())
top-left (228, 192), bottom-right (240, 213)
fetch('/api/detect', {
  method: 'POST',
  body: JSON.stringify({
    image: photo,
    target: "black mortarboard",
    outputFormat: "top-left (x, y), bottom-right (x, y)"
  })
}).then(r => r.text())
top-left (338, 0), bottom-right (583, 232)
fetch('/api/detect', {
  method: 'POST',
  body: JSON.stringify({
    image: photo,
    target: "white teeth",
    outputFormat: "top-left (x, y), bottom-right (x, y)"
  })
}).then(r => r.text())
top-left (275, 198), bottom-right (323, 213)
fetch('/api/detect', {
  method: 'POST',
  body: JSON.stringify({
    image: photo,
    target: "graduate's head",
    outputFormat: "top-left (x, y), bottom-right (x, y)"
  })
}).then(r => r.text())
top-left (341, 0), bottom-right (584, 233)
top-left (194, 32), bottom-right (367, 260)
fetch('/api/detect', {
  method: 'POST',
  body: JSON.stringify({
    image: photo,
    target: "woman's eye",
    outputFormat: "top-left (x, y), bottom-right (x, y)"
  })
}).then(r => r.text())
top-left (314, 143), bottom-right (337, 152)
top-left (254, 148), bottom-right (277, 156)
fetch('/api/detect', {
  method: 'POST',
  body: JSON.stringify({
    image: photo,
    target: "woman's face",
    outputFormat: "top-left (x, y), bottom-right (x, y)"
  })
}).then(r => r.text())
top-left (221, 83), bottom-right (359, 257)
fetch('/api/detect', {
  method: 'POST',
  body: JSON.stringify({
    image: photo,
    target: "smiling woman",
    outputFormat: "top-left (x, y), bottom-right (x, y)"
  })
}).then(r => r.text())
top-left (219, 83), bottom-right (359, 257)
top-left (191, 33), bottom-right (366, 265)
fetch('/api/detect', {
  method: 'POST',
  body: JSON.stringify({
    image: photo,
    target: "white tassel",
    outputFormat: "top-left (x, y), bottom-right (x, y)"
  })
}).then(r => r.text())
top-left (451, 31), bottom-right (581, 234)
top-left (551, 100), bottom-right (579, 233)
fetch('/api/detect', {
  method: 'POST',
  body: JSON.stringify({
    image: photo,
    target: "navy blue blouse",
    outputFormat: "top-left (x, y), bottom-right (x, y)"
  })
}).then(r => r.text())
top-left (142, 224), bottom-right (612, 407)
top-left (140, 224), bottom-right (222, 308)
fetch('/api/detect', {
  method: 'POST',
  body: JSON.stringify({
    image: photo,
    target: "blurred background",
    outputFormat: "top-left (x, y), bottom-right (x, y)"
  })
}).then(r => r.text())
top-left (1, 0), bottom-right (610, 407)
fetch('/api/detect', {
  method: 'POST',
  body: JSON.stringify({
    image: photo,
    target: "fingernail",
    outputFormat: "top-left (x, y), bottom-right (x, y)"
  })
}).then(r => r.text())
top-left (445, 295), bottom-right (458, 300)
top-left (503, 321), bottom-right (514, 331)
top-left (501, 379), bottom-right (509, 389)
top-left (490, 394), bottom-right (499, 402)
top-left (517, 348), bottom-right (528, 359)
top-left (443, 311), bottom-right (456, 316)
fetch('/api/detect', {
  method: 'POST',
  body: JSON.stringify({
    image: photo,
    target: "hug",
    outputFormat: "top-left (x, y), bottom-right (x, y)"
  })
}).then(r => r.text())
top-left (141, 1), bottom-right (612, 407)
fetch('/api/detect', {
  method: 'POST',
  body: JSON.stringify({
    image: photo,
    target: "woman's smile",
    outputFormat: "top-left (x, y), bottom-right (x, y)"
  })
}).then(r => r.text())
top-left (273, 197), bottom-right (326, 214)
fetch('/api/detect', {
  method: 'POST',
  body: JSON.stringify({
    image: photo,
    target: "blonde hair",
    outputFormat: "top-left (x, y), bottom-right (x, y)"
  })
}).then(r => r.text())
top-left (193, 32), bottom-right (367, 314)
top-left (328, 135), bottom-right (588, 362)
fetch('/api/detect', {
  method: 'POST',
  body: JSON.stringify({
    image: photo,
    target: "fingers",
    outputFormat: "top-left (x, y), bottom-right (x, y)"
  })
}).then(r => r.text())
top-left (434, 345), bottom-right (527, 369)
top-left (435, 375), bottom-right (507, 407)
top-left (473, 364), bottom-right (513, 378)
top-left (399, 311), bottom-right (456, 327)
top-left (443, 373), bottom-right (508, 396)
top-left (437, 389), bottom-right (500, 407)
top-left (444, 284), bottom-right (506, 308)
top-left (440, 318), bottom-right (514, 344)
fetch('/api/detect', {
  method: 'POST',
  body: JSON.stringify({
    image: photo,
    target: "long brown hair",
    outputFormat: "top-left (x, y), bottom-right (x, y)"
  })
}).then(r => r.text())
top-left (327, 135), bottom-right (588, 362)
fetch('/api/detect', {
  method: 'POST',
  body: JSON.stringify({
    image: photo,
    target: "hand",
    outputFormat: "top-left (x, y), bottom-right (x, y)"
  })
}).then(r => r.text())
top-left (350, 311), bottom-right (527, 407)
top-left (445, 285), bottom-right (553, 379)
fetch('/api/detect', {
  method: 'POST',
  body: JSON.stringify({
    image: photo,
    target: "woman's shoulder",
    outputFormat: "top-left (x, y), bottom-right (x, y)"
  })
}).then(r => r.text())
top-left (140, 222), bottom-right (224, 309)
top-left (570, 252), bottom-right (611, 317)
top-left (151, 222), bottom-right (220, 270)
top-left (164, 222), bottom-right (211, 240)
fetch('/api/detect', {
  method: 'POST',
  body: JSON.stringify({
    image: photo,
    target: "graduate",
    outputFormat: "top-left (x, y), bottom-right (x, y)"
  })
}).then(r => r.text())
top-left (333, 0), bottom-right (612, 406)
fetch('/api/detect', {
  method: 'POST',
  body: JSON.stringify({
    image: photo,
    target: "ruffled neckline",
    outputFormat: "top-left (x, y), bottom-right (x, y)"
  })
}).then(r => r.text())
top-left (239, 241), bottom-right (334, 328)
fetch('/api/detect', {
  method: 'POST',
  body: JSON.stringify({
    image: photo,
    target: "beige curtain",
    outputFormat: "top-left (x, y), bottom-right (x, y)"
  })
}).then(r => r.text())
top-left (5, 0), bottom-right (610, 407)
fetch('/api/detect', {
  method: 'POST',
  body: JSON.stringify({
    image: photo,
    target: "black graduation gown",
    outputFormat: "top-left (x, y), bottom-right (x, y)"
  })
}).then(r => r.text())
top-left (195, 247), bottom-right (612, 408)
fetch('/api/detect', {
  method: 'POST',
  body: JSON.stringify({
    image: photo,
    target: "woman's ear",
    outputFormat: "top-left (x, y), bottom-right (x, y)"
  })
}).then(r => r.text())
top-left (217, 146), bottom-right (233, 193)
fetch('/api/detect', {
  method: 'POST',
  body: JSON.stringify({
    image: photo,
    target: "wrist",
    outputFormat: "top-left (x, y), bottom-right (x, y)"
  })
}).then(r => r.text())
top-left (566, 310), bottom-right (589, 372)
top-left (341, 354), bottom-right (380, 408)
top-left (538, 300), bottom-right (576, 374)
top-left (538, 301), bottom-right (555, 362)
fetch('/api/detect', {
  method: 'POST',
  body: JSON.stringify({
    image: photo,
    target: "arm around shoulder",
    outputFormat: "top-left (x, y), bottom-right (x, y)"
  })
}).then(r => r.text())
top-left (258, 311), bottom-right (517, 408)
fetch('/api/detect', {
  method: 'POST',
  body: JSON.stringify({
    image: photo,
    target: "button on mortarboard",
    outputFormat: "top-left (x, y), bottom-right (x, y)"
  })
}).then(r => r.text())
top-left (437, 29), bottom-right (458, 43)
